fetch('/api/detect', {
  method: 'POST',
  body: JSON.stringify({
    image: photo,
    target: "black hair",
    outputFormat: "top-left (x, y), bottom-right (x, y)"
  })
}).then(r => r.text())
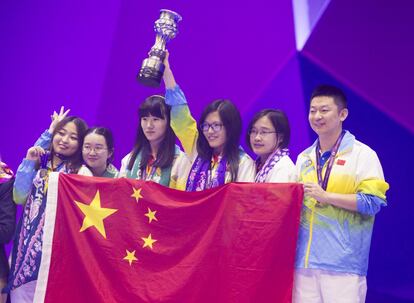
top-left (197, 99), bottom-right (242, 181)
top-left (310, 84), bottom-right (348, 110)
top-left (51, 116), bottom-right (88, 173)
top-left (127, 95), bottom-right (176, 171)
top-left (246, 109), bottom-right (291, 151)
top-left (84, 127), bottom-right (115, 163)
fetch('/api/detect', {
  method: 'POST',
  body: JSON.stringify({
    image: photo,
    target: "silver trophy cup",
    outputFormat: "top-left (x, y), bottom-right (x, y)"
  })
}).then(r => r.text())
top-left (138, 9), bottom-right (182, 87)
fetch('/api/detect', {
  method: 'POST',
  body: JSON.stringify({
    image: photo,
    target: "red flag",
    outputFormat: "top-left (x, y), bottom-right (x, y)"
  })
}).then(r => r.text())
top-left (35, 173), bottom-right (303, 303)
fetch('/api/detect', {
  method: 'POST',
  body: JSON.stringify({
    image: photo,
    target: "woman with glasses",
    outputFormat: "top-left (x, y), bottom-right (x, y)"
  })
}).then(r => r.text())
top-left (78, 127), bottom-right (118, 178)
top-left (163, 53), bottom-right (255, 191)
top-left (119, 95), bottom-right (189, 189)
top-left (247, 109), bottom-right (296, 182)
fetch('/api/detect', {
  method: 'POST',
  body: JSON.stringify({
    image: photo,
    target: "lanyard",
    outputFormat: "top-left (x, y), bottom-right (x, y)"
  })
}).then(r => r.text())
top-left (206, 155), bottom-right (220, 189)
top-left (315, 131), bottom-right (345, 190)
top-left (42, 152), bottom-right (65, 172)
top-left (143, 164), bottom-right (157, 181)
top-left (141, 156), bottom-right (157, 181)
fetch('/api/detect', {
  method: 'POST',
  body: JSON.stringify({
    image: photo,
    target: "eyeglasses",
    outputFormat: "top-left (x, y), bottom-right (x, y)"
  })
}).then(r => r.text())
top-left (249, 129), bottom-right (277, 137)
top-left (201, 122), bottom-right (223, 133)
top-left (82, 145), bottom-right (108, 154)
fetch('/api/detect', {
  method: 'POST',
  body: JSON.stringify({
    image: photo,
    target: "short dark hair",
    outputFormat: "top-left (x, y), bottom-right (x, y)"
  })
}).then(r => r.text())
top-left (52, 116), bottom-right (88, 172)
top-left (84, 127), bottom-right (115, 163)
top-left (197, 99), bottom-right (242, 182)
top-left (128, 95), bottom-right (177, 171)
top-left (246, 109), bottom-right (291, 151)
top-left (311, 84), bottom-right (347, 110)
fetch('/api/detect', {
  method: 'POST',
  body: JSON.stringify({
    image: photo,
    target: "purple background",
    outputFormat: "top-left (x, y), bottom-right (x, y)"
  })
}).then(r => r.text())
top-left (1, 1), bottom-right (413, 301)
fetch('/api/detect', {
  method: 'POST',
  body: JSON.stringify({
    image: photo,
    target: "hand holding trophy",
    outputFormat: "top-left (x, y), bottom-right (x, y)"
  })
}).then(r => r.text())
top-left (138, 9), bottom-right (182, 87)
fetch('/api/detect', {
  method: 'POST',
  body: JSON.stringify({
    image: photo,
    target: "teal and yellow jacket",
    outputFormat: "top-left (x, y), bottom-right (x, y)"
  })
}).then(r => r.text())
top-left (295, 131), bottom-right (389, 275)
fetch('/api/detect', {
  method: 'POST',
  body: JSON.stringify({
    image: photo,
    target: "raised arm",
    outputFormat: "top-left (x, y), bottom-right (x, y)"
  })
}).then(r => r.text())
top-left (163, 52), bottom-right (198, 158)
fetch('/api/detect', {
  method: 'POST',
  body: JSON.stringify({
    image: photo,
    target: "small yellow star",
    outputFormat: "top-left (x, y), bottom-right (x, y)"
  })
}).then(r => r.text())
top-left (123, 250), bottom-right (138, 266)
top-left (75, 191), bottom-right (118, 239)
top-left (131, 187), bottom-right (143, 203)
top-left (142, 234), bottom-right (157, 249)
top-left (144, 207), bottom-right (158, 224)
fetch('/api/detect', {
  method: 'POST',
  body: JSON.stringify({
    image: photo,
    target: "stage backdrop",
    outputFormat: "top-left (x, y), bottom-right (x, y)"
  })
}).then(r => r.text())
top-left (1, 1), bottom-right (413, 302)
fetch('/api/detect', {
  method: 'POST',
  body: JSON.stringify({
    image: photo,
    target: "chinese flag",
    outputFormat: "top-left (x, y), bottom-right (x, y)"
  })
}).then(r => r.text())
top-left (34, 173), bottom-right (302, 303)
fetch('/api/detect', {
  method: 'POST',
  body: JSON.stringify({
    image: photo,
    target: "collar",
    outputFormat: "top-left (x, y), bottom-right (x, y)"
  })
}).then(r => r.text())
top-left (303, 130), bottom-right (355, 163)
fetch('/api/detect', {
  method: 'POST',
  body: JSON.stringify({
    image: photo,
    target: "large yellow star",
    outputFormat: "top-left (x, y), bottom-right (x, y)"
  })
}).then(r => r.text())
top-left (144, 207), bottom-right (158, 224)
top-left (75, 190), bottom-right (118, 239)
top-left (123, 250), bottom-right (138, 266)
top-left (142, 234), bottom-right (157, 249)
top-left (131, 187), bottom-right (143, 203)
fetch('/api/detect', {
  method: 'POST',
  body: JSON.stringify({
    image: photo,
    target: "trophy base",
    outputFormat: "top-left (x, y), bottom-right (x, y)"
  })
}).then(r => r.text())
top-left (137, 65), bottom-right (165, 87)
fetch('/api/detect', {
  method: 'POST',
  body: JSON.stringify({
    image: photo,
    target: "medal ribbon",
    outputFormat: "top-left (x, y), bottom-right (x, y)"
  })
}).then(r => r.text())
top-left (315, 130), bottom-right (345, 190)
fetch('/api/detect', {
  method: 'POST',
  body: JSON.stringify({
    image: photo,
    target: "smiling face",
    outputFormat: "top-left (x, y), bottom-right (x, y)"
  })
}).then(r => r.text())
top-left (309, 96), bottom-right (348, 138)
top-left (141, 114), bottom-right (168, 147)
top-left (250, 115), bottom-right (279, 159)
top-left (202, 111), bottom-right (227, 154)
top-left (82, 133), bottom-right (111, 174)
top-left (52, 122), bottom-right (79, 157)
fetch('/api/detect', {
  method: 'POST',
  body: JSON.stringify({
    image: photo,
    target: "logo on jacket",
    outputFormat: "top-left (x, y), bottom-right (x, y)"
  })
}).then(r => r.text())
top-left (336, 159), bottom-right (346, 166)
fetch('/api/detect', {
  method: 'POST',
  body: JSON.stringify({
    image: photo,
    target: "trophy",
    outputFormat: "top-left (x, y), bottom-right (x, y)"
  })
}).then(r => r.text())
top-left (138, 9), bottom-right (182, 87)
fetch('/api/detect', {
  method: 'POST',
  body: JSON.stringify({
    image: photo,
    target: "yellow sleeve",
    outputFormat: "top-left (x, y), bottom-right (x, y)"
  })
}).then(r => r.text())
top-left (166, 85), bottom-right (199, 158)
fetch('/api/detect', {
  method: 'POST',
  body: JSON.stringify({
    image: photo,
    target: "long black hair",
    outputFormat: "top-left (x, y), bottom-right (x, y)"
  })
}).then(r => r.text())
top-left (197, 99), bottom-right (242, 181)
top-left (127, 95), bottom-right (177, 171)
top-left (51, 116), bottom-right (88, 173)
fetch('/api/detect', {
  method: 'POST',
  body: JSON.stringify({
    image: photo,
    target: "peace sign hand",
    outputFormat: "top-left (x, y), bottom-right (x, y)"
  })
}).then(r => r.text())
top-left (48, 106), bottom-right (70, 133)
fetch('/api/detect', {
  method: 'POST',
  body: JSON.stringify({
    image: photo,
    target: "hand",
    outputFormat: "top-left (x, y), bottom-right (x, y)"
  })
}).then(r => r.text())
top-left (48, 106), bottom-right (70, 133)
top-left (26, 146), bottom-right (47, 162)
top-left (304, 182), bottom-right (329, 205)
